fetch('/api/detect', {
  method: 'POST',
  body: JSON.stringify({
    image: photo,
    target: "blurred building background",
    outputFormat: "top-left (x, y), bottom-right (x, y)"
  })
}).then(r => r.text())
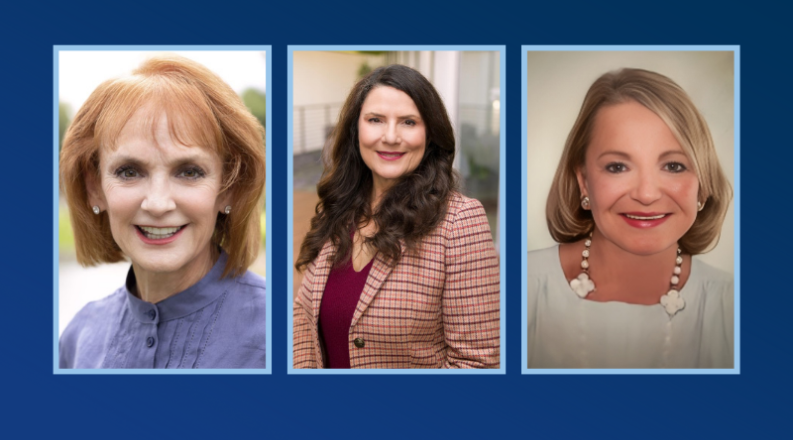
top-left (293, 50), bottom-right (501, 294)
top-left (58, 50), bottom-right (267, 334)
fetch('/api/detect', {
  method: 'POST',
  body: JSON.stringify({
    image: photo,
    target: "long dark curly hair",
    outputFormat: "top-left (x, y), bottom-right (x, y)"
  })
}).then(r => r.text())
top-left (295, 64), bottom-right (458, 271)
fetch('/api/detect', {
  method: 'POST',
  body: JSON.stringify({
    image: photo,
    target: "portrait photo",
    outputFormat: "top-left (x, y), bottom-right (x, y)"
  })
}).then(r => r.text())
top-left (523, 49), bottom-right (736, 370)
top-left (289, 48), bottom-right (504, 371)
top-left (56, 48), bottom-right (270, 372)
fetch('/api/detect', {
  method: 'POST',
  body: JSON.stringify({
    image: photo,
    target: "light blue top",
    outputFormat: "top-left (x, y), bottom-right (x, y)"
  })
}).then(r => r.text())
top-left (527, 246), bottom-right (733, 369)
top-left (60, 252), bottom-right (266, 369)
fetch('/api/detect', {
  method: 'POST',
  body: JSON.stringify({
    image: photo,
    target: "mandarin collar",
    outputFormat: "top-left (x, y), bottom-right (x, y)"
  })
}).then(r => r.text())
top-left (123, 251), bottom-right (234, 323)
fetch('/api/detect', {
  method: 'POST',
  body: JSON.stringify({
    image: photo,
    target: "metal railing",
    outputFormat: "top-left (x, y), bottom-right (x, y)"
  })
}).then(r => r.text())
top-left (292, 103), bottom-right (344, 154)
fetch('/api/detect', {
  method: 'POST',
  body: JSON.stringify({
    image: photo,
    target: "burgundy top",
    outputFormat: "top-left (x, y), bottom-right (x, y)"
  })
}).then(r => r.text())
top-left (318, 255), bottom-right (374, 369)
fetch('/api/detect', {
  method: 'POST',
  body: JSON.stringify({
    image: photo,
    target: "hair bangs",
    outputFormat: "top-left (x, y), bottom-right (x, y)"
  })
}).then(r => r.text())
top-left (93, 74), bottom-right (223, 159)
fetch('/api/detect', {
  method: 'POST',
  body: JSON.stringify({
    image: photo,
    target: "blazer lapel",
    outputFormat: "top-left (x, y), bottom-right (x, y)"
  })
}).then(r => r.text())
top-left (311, 240), bottom-right (335, 324)
top-left (350, 244), bottom-right (401, 327)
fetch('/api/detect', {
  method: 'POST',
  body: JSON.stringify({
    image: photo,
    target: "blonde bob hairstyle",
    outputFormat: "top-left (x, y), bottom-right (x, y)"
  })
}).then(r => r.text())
top-left (546, 68), bottom-right (732, 255)
top-left (60, 54), bottom-right (266, 277)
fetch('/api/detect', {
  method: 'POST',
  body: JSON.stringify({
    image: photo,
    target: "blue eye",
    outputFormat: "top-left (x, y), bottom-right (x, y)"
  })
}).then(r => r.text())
top-left (605, 162), bottom-right (627, 173)
top-left (665, 162), bottom-right (687, 173)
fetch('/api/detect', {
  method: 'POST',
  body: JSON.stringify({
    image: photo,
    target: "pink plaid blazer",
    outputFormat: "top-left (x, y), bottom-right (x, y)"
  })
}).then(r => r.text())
top-left (293, 193), bottom-right (500, 369)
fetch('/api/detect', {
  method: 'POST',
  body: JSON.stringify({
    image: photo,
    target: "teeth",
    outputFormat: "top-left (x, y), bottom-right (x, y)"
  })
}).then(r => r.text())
top-left (625, 214), bottom-right (666, 220)
top-left (139, 226), bottom-right (181, 239)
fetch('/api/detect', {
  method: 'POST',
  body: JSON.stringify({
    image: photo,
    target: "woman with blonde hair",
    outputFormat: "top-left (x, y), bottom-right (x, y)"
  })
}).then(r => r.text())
top-left (527, 68), bottom-right (733, 368)
top-left (60, 55), bottom-right (266, 369)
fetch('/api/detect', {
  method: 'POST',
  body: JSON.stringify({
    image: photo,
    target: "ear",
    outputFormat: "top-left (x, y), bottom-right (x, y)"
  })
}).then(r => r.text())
top-left (85, 169), bottom-right (105, 210)
top-left (217, 190), bottom-right (233, 214)
top-left (575, 166), bottom-right (588, 198)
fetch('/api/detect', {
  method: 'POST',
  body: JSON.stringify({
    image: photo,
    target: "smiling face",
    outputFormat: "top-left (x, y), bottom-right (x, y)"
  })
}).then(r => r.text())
top-left (88, 106), bottom-right (229, 277)
top-left (358, 86), bottom-right (427, 197)
top-left (576, 100), bottom-right (700, 256)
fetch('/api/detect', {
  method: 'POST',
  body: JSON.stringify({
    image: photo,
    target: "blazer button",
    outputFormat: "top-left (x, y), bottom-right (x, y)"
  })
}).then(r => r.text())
top-left (353, 337), bottom-right (365, 348)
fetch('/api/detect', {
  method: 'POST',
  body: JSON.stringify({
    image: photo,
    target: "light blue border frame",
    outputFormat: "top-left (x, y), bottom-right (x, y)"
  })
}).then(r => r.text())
top-left (287, 45), bottom-right (507, 374)
top-left (521, 45), bottom-right (740, 375)
top-left (53, 45), bottom-right (272, 375)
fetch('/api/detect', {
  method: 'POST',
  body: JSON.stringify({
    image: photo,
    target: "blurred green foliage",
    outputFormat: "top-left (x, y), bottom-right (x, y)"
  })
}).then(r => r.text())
top-left (59, 102), bottom-right (72, 153)
top-left (59, 205), bottom-right (75, 254)
top-left (260, 210), bottom-right (266, 248)
top-left (242, 89), bottom-right (267, 129)
top-left (358, 62), bottom-right (373, 80)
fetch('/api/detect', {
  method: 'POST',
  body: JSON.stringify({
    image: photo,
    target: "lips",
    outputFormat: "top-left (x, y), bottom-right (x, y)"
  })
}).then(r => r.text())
top-left (620, 212), bottom-right (670, 228)
top-left (135, 225), bottom-right (186, 244)
top-left (376, 151), bottom-right (406, 161)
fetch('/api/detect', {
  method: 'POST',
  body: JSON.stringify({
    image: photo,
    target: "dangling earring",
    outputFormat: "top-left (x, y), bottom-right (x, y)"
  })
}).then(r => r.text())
top-left (224, 206), bottom-right (231, 214)
top-left (581, 196), bottom-right (590, 210)
top-left (697, 201), bottom-right (705, 212)
top-left (92, 206), bottom-right (100, 215)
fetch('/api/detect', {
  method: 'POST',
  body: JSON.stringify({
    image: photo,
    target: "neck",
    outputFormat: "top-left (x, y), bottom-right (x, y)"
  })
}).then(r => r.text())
top-left (131, 246), bottom-right (217, 304)
top-left (585, 229), bottom-right (685, 304)
top-left (370, 175), bottom-right (394, 210)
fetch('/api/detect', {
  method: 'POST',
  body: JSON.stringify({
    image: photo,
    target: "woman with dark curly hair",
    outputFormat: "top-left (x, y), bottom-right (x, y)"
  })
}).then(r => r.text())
top-left (293, 65), bottom-right (500, 369)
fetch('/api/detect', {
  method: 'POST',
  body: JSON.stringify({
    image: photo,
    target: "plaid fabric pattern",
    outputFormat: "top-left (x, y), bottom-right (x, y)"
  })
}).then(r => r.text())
top-left (293, 193), bottom-right (500, 369)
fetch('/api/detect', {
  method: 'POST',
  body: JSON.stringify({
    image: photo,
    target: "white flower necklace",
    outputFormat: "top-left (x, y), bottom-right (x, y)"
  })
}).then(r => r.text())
top-left (569, 234), bottom-right (686, 317)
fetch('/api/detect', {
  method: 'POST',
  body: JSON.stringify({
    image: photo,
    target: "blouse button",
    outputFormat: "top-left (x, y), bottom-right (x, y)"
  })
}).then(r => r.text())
top-left (147, 309), bottom-right (156, 320)
top-left (146, 337), bottom-right (155, 348)
top-left (353, 337), bottom-right (365, 348)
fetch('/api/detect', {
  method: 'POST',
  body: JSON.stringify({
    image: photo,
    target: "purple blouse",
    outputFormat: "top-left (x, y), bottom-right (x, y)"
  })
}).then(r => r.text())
top-left (319, 257), bottom-right (374, 368)
top-left (59, 252), bottom-right (266, 369)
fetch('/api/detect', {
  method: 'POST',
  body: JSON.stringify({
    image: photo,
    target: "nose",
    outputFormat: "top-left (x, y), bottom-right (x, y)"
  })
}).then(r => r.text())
top-left (630, 170), bottom-right (663, 205)
top-left (140, 176), bottom-right (176, 216)
top-left (382, 122), bottom-right (400, 145)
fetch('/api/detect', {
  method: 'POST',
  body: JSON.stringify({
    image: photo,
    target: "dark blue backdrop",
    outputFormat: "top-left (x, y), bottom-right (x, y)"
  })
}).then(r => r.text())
top-left (2, 1), bottom-right (785, 437)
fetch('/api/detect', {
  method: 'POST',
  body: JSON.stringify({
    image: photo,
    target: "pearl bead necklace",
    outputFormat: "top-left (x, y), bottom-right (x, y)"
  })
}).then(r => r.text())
top-left (569, 235), bottom-right (686, 317)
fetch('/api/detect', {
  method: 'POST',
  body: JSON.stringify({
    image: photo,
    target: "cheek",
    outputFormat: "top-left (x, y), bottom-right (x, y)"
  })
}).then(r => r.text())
top-left (405, 128), bottom-right (426, 151)
top-left (587, 175), bottom-right (622, 207)
top-left (180, 188), bottom-right (224, 221)
top-left (672, 177), bottom-right (700, 208)
top-left (102, 184), bottom-right (141, 218)
top-left (357, 123), bottom-right (379, 148)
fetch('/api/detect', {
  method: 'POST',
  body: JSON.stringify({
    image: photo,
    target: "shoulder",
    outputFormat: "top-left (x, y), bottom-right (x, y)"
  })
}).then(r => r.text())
top-left (442, 192), bottom-right (489, 232)
top-left (204, 271), bottom-right (266, 339)
top-left (63, 288), bottom-right (127, 334)
top-left (235, 270), bottom-right (266, 293)
top-left (226, 270), bottom-right (267, 308)
top-left (446, 192), bottom-right (486, 218)
top-left (526, 245), bottom-right (561, 277)
top-left (60, 287), bottom-right (127, 364)
top-left (690, 258), bottom-right (733, 293)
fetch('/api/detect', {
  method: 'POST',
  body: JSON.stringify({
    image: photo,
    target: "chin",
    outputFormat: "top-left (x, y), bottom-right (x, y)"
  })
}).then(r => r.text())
top-left (128, 250), bottom-right (192, 274)
top-left (616, 238), bottom-right (678, 257)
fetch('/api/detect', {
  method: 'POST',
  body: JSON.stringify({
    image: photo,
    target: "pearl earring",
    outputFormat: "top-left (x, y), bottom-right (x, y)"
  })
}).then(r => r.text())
top-left (224, 206), bottom-right (231, 214)
top-left (581, 196), bottom-right (590, 210)
top-left (697, 201), bottom-right (704, 211)
top-left (92, 206), bottom-right (100, 215)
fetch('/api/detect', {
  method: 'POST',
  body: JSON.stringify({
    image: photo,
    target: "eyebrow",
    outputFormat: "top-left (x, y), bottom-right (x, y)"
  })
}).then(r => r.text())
top-left (362, 112), bottom-right (422, 120)
top-left (104, 153), bottom-right (213, 169)
top-left (597, 150), bottom-right (688, 160)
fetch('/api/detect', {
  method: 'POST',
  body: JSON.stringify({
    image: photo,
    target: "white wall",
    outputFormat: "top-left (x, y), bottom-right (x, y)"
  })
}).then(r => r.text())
top-left (293, 51), bottom-right (386, 153)
top-left (526, 51), bottom-right (735, 274)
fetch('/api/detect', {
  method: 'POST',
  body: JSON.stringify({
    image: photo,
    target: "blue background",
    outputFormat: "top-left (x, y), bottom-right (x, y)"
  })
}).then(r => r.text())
top-left (3, 1), bottom-right (786, 437)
